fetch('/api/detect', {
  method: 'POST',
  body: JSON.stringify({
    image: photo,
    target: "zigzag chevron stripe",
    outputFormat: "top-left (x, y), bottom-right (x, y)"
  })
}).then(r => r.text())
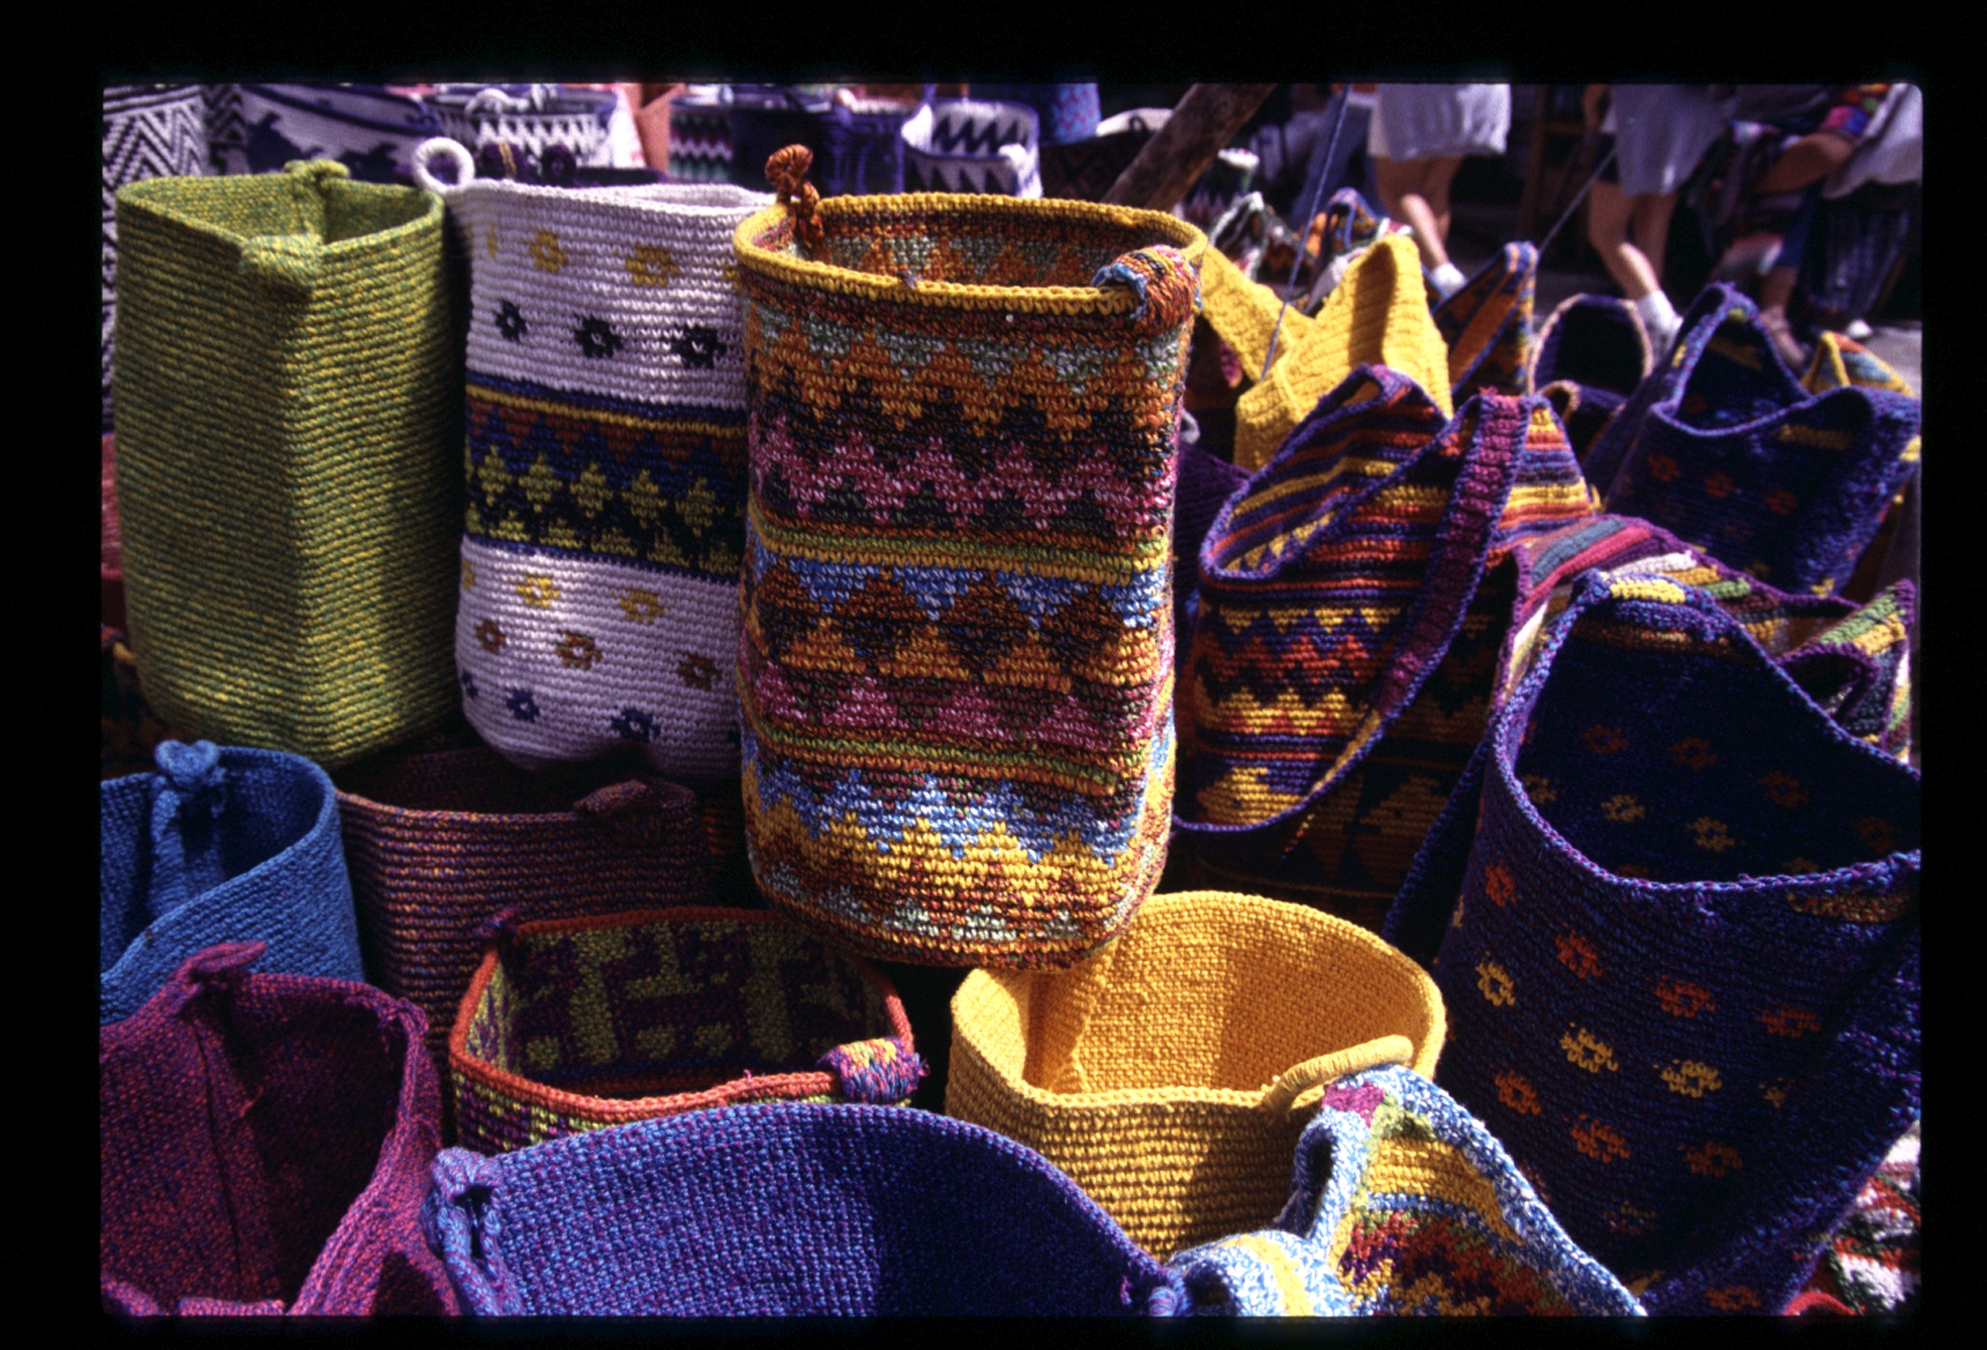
top-left (103, 85), bottom-right (208, 426)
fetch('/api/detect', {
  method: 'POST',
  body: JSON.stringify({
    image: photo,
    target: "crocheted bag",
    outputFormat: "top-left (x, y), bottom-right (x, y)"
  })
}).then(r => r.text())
top-left (972, 83), bottom-right (1103, 147)
top-left (1430, 242), bottom-right (1537, 402)
top-left (102, 84), bottom-right (208, 431)
top-left (1583, 283), bottom-right (1921, 596)
top-left (428, 84), bottom-right (617, 171)
top-left (334, 746), bottom-right (717, 1083)
top-left (112, 160), bottom-right (460, 767)
top-left (946, 890), bottom-right (1446, 1261)
top-left (411, 142), bottom-right (769, 777)
top-left (1386, 569), bottom-right (1919, 1314)
top-left (450, 907), bottom-right (924, 1154)
top-left (100, 740), bottom-right (364, 1025)
top-left (1169, 1065), bottom-right (1643, 1315)
top-left (733, 148), bottom-right (1203, 968)
top-left (666, 88), bottom-right (732, 182)
top-left (102, 943), bottom-right (456, 1315)
top-left (1794, 1122), bottom-right (1919, 1315)
top-left (902, 99), bottom-right (1043, 196)
top-left (212, 84), bottom-right (443, 183)
top-left (1174, 375), bottom-right (1595, 926)
top-left (1528, 294), bottom-right (1653, 463)
top-left (423, 1103), bottom-right (1180, 1314)
top-left (727, 88), bottom-right (916, 197)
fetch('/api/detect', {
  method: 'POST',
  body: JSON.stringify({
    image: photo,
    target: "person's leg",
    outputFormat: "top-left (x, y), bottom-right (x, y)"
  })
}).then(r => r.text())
top-left (1587, 180), bottom-right (1657, 298)
top-left (1753, 129), bottom-right (1857, 195)
top-left (1376, 155), bottom-right (1463, 295)
top-left (1629, 191), bottom-right (1677, 288)
top-left (1756, 266), bottom-right (1807, 368)
top-left (1420, 155), bottom-right (1464, 244)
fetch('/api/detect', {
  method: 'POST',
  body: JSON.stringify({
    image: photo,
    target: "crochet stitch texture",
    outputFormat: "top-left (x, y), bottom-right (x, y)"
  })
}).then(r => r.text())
top-left (733, 176), bottom-right (1204, 967)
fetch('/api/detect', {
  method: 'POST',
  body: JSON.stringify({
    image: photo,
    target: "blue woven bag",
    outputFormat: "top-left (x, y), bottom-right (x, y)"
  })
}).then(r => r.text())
top-left (422, 1102), bottom-right (1182, 1315)
top-left (1169, 1065), bottom-right (1642, 1315)
top-left (1383, 569), bottom-right (1919, 1314)
top-left (100, 740), bottom-right (364, 1024)
top-left (1583, 283), bottom-right (1920, 596)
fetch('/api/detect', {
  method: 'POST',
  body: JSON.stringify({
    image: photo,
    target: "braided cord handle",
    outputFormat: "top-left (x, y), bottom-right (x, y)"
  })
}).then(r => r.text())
top-left (766, 145), bottom-right (825, 257)
top-left (1256, 1035), bottom-right (1416, 1115)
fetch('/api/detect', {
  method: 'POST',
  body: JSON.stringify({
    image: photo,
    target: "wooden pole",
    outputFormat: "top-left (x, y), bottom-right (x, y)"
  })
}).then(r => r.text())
top-left (1102, 83), bottom-right (1278, 211)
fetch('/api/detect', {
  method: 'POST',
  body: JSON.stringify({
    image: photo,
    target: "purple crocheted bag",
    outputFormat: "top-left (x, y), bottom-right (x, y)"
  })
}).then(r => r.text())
top-left (1385, 569), bottom-right (1918, 1314)
top-left (1583, 283), bottom-right (1920, 596)
top-left (101, 943), bottom-right (457, 1316)
top-left (422, 1103), bottom-right (1181, 1315)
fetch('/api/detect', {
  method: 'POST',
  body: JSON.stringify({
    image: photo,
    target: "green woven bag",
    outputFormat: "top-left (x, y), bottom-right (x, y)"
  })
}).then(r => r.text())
top-left (113, 160), bottom-right (462, 767)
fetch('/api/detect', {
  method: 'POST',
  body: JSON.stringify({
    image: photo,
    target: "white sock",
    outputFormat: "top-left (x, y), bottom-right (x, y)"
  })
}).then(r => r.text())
top-left (1429, 261), bottom-right (1466, 299)
top-left (1635, 289), bottom-right (1681, 355)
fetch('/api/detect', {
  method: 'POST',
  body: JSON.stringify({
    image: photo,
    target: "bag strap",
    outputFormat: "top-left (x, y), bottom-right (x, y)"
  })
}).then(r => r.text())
top-left (1178, 390), bottom-right (1531, 838)
top-left (1256, 1035), bottom-right (1416, 1116)
top-left (765, 145), bottom-right (824, 257)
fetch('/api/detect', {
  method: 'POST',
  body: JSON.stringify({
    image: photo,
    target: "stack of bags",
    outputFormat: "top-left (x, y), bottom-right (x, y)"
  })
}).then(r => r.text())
top-left (99, 90), bottom-right (1919, 1320)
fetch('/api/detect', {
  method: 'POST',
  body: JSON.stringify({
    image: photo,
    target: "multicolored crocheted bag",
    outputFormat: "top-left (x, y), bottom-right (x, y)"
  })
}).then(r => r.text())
top-left (1528, 294), bottom-right (1653, 464)
top-left (102, 84), bottom-right (208, 431)
top-left (1174, 374), bottom-right (1595, 926)
top-left (1584, 283), bottom-right (1921, 596)
top-left (947, 890), bottom-right (1446, 1261)
top-left (423, 1103), bottom-right (1181, 1314)
top-left (1387, 569), bottom-right (1919, 1314)
top-left (412, 142), bottom-right (769, 777)
top-left (101, 740), bottom-right (364, 1025)
top-left (427, 84), bottom-right (618, 172)
top-left (450, 907), bottom-right (923, 1154)
top-left (334, 746), bottom-right (717, 1084)
top-left (102, 943), bottom-right (456, 1315)
top-left (972, 83), bottom-right (1103, 147)
top-left (112, 160), bottom-right (460, 767)
top-left (1430, 242), bottom-right (1536, 402)
top-left (1169, 1065), bottom-right (1643, 1315)
top-left (733, 148), bottom-right (1202, 967)
top-left (1793, 1122), bottom-right (1919, 1316)
top-left (902, 99), bottom-right (1043, 196)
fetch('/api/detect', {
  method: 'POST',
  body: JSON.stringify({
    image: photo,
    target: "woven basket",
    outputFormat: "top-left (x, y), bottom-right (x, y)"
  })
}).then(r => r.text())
top-left (946, 890), bottom-right (1445, 1260)
top-left (1585, 283), bottom-right (1921, 596)
top-left (112, 159), bottom-right (461, 768)
top-left (101, 943), bottom-right (454, 1315)
top-left (333, 746), bottom-right (717, 1084)
top-left (425, 1103), bottom-right (1178, 1315)
top-left (1392, 570), bottom-right (1919, 1314)
top-left (412, 141), bottom-right (768, 777)
top-left (733, 150), bottom-right (1204, 968)
top-left (450, 907), bottom-right (923, 1154)
top-left (101, 740), bottom-right (365, 1025)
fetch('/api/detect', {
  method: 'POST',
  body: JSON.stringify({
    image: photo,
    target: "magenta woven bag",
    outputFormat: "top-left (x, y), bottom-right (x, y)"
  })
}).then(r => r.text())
top-left (101, 943), bottom-right (456, 1316)
top-left (333, 745), bottom-right (718, 1084)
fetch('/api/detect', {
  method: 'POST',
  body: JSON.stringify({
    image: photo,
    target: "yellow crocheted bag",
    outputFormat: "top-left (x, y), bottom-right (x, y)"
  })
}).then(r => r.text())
top-left (945, 890), bottom-right (1446, 1260)
top-left (1206, 234), bottom-right (1452, 470)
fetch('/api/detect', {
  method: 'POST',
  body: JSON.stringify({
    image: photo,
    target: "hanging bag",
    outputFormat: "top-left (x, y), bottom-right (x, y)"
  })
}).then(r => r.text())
top-left (450, 907), bottom-right (923, 1154)
top-left (100, 740), bottom-right (364, 1024)
top-left (102, 944), bottom-right (455, 1315)
top-left (112, 159), bottom-right (461, 766)
top-left (946, 890), bottom-right (1445, 1261)
top-left (733, 147), bottom-right (1202, 967)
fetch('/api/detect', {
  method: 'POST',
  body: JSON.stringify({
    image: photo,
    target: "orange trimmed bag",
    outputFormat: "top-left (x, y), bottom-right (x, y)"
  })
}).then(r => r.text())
top-left (945, 890), bottom-right (1444, 1260)
top-left (451, 907), bottom-right (923, 1154)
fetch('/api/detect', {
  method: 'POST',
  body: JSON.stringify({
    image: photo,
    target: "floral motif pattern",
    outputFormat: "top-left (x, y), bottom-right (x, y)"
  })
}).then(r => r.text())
top-left (1668, 736), bottom-right (1717, 770)
top-left (1758, 771), bottom-right (1809, 808)
top-left (1561, 1026), bottom-right (1619, 1073)
top-left (516, 574), bottom-right (559, 609)
top-left (1555, 933), bottom-right (1602, 979)
top-left (1659, 1060), bottom-right (1723, 1098)
top-left (1476, 961), bottom-right (1516, 1007)
top-left (620, 588), bottom-right (666, 624)
top-left (1683, 1141), bottom-right (1743, 1178)
top-left (505, 688), bottom-right (540, 722)
top-left (1494, 1070), bottom-right (1542, 1115)
top-left (1571, 1116), bottom-right (1631, 1164)
top-left (1581, 724), bottom-right (1630, 755)
top-left (1654, 977), bottom-right (1716, 1019)
top-left (609, 706), bottom-right (658, 743)
top-left (1689, 817), bottom-right (1737, 852)
top-left (554, 631), bottom-right (602, 671)
top-left (529, 229), bottom-right (566, 273)
top-left (1599, 794), bottom-right (1645, 822)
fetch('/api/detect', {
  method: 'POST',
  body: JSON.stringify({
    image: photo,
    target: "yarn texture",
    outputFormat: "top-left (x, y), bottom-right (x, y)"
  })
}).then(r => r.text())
top-left (417, 144), bottom-right (771, 777)
top-left (112, 160), bottom-right (461, 767)
top-left (101, 943), bottom-right (455, 1315)
top-left (1529, 294), bottom-right (1654, 463)
top-left (1430, 242), bottom-right (1537, 401)
top-left (946, 890), bottom-right (1445, 1260)
top-left (100, 739), bottom-right (364, 1025)
top-left (422, 1103), bottom-right (1177, 1314)
top-left (1170, 1065), bottom-right (1642, 1315)
top-left (450, 907), bottom-right (920, 1154)
top-left (733, 175), bottom-right (1204, 967)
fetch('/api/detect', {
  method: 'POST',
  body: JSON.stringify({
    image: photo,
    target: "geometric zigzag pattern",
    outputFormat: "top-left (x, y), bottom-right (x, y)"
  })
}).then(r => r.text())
top-left (736, 195), bottom-right (1200, 966)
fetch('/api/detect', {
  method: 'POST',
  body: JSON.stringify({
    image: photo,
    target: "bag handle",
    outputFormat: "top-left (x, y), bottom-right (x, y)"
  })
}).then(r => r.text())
top-left (765, 145), bottom-right (825, 257)
top-left (413, 136), bottom-right (476, 194)
top-left (1256, 1035), bottom-right (1416, 1115)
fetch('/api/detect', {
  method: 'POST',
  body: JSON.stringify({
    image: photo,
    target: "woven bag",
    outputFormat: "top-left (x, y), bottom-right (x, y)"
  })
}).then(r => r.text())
top-left (667, 88), bottom-right (732, 182)
top-left (411, 142), bottom-right (769, 777)
top-left (733, 148), bottom-right (1203, 968)
top-left (1384, 569), bottom-right (1919, 1314)
top-left (428, 84), bottom-right (617, 170)
top-left (1583, 283), bottom-right (1921, 596)
top-left (102, 84), bottom-right (208, 432)
top-left (102, 943), bottom-right (456, 1315)
top-left (211, 84), bottom-right (442, 183)
top-left (946, 890), bottom-right (1446, 1261)
top-left (101, 740), bottom-right (364, 1025)
top-left (450, 906), bottom-right (923, 1154)
top-left (1430, 242), bottom-right (1537, 402)
top-left (1174, 374), bottom-right (1596, 926)
top-left (1795, 1122), bottom-right (1919, 1315)
top-left (112, 159), bottom-right (460, 767)
top-left (902, 99), bottom-right (1043, 196)
top-left (423, 1103), bottom-right (1181, 1314)
top-left (1169, 1065), bottom-right (1642, 1315)
top-left (1528, 293), bottom-right (1654, 464)
top-left (973, 83), bottom-right (1103, 147)
top-left (333, 745), bottom-right (717, 1084)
